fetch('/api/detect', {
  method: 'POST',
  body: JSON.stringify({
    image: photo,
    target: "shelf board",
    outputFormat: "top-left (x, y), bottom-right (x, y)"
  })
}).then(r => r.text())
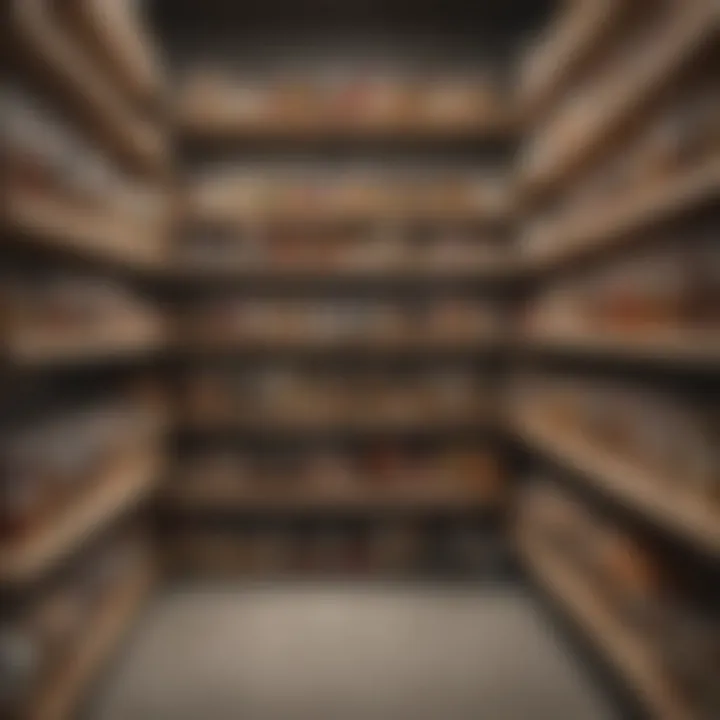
top-left (517, 530), bottom-right (692, 720)
top-left (5, 323), bottom-right (165, 367)
top-left (514, 411), bottom-right (720, 558)
top-left (2, 185), bottom-right (165, 271)
top-left (10, 0), bottom-right (166, 175)
top-left (519, 329), bottom-right (720, 369)
top-left (30, 561), bottom-right (153, 720)
top-left (521, 1), bottom-right (719, 195)
top-left (0, 450), bottom-right (160, 585)
top-left (522, 158), bottom-right (720, 270)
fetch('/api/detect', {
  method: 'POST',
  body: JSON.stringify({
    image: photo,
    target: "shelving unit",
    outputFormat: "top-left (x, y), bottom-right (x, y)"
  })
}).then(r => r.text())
top-left (517, 530), bottom-right (692, 720)
top-left (28, 560), bottom-right (154, 720)
top-left (0, 450), bottom-right (161, 586)
top-left (1, 3), bottom-right (167, 718)
top-left (513, 410), bottom-right (720, 558)
top-left (520, 0), bottom-right (719, 197)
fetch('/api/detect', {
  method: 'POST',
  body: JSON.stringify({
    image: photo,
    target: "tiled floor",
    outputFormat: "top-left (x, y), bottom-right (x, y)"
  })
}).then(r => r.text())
top-left (90, 584), bottom-right (617, 720)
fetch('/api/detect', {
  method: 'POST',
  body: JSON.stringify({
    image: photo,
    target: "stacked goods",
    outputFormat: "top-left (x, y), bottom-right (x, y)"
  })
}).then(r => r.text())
top-left (1, 269), bottom-right (163, 358)
top-left (176, 226), bottom-right (502, 275)
top-left (181, 368), bottom-right (490, 429)
top-left (523, 230), bottom-right (720, 339)
top-left (166, 447), bottom-right (504, 507)
top-left (186, 170), bottom-right (508, 224)
top-left (513, 375), bottom-right (719, 508)
top-left (178, 71), bottom-right (504, 135)
top-left (183, 297), bottom-right (497, 348)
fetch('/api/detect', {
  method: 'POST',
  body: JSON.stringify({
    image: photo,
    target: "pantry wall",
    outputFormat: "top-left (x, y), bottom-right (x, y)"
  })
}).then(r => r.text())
top-left (1, 1), bottom-right (719, 719)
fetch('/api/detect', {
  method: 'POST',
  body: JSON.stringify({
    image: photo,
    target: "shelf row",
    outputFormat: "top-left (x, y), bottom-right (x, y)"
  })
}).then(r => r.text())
top-left (2, 396), bottom-right (718, 590)
top-left (4, 156), bottom-right (716, 274)
top-left (177, 70), bottom-right (511, 141)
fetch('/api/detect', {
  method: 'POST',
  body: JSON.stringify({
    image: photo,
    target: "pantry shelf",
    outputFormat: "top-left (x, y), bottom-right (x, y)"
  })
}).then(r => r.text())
top-left (5, 323), bottom-right (165, 367)
top-left (10, 0), bottom-right (167, 176)
top-left (513, 411), bottom-right (720, 559)
top-left (521, 157), bottom-right (720, 271)
top-left (29, 561), bottom-right (154, 720)
top-left (517, 530), bottom-right (692, 720)
top-left (517, 329), bottom-right (720, 370)
top-left (0, 450), bottom-right (160, 586)
top-left (520, 1), bottom-right (719, 197)
top-left (2, 185), bottom-right (166, 271)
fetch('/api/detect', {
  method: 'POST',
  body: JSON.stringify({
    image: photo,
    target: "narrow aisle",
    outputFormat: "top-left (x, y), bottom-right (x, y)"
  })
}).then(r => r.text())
top-left (90, 586), bottom-right (617, 720)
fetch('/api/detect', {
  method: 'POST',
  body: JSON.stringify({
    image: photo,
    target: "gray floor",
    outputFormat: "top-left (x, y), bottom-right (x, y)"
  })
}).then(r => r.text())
top-left (90, 584), bottom-right (617, 720)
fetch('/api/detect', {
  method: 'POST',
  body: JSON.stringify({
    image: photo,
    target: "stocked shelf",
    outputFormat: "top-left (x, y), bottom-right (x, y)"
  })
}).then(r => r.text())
top-left (5, 322), bottom-right (165, 367)
top-left (517, 530), bottom-right (692, 720)
top-left (518, 329), bottom-right (720, 369)
top-left (10, 0), bottom-right (167, 175)
top-left (0, 450), bottom-right (160, 586)
top-left (2, 185), bottom-right (166, 270)
top-left (513, 411), bottom-right (720, 558)
top-left (521, 157), bottom-right (720, 270)
top-left (520, 1), bottom-right (719, 195)
top-left (29, 560), bottom-right (154, 720)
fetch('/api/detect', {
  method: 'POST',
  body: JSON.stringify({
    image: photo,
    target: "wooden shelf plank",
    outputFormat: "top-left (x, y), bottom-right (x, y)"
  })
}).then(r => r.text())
top-left (6, 322), bottom-right (165, 367)
top-left (30, 561), bottom-right (154, 720)
top-left (522, 158), bottom-right (720, 269)
top-left (0, 450), bottom-right (160, 585)
top-left (517, 530), bottom-right (692, 720)
top-left (519, 329), bottom-right (720, 369)
top-left (514, 411), bottom-right (720, 557)
top-left (521, 1), bottom-right (719, 194)
top-left (518, 0), bottom-right (624, 120)
top-left (2, 186), bottom-right (165, 270)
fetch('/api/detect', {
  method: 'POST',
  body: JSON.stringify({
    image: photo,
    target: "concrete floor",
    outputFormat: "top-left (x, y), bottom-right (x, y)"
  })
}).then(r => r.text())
top-left (90, 584), bottom-right (617, 720)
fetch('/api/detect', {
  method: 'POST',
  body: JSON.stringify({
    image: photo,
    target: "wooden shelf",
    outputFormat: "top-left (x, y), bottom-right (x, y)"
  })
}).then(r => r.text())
top-left (514, 411), bottom-right (720, 558)
top-left (55, 0), bottom-right (165, 108)
top-left (517, 530), bottom-right (692, 720)
top-left (29, 561), bottom-right (154, 720)
top-left (6, 322), bottom-right (165, 367)
top-left (164, 486), bottom-right (501, 514)
top-left (10, 0), bottom-right (167, 175)
top-left (518, 329), bottom-right (720, 369)
top-left (2, 185), bottom-right (166, 270)
top-left (521, 1), bottom-right (719, 195)
top-left (0, 450), bottom-right (160, 585)
top-left (518, 0), bottom-right (623, 119)
top-left (522, 158), bottom-right (720, 270)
